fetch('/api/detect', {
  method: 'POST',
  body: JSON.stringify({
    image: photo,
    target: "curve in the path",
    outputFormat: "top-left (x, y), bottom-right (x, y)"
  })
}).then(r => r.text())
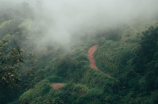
top-left (50, 45), bottom-right (118, 89)
top-left (87, 45), bottom-right (118, 83)
top-left (51, 83), bottom-right (66, 89)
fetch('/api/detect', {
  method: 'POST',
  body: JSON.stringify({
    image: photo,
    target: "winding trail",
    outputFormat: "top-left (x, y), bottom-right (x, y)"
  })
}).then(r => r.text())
top-left (51, 45), bottom-right (118, 89)
top-left (87, 45), bottom-right (118, 85)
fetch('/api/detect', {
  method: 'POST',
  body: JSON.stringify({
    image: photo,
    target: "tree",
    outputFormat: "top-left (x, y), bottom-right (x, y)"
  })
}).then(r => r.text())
top-left (0, 36), bottom-right (36, 104)
top-left (0, 36), bottom-right (23, 90)
top-left (140, 26), bottom-right (158, 63)
top-left (132, 26), bottom-right (158, 74)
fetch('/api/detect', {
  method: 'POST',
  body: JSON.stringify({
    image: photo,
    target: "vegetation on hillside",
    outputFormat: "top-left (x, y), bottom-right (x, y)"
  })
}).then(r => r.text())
top-left (0, 2), bottom-right (158, 104)
top-left (13, 25), bottom-right (158, 104)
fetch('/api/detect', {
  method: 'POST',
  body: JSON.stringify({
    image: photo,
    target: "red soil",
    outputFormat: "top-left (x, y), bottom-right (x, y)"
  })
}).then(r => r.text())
top-left (87, 45), bottom-right (99, 70)
top-left (87, 45), bottom-right (115, 79)
top-left (51, 83), bottom-right (65, 89)
top-left (50, 45), bottom-right (118, 90)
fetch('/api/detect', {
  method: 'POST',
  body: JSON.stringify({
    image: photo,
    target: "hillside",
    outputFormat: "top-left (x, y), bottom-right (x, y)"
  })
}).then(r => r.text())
top-left (0, 2), bottom-right (158, 104)
top-left (10, 24), bottom-right (158, 104)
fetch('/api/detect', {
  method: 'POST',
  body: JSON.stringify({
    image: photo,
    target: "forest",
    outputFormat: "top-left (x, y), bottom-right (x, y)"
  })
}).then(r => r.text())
top-left (0, 1), bottom-right (158, 104)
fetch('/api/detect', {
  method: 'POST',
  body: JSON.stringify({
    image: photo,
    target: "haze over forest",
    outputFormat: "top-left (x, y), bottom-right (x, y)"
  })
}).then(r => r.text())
top-left (0, 0), bottom-right (158, 104)
top-left (1, 0), bottom-right (158, 46)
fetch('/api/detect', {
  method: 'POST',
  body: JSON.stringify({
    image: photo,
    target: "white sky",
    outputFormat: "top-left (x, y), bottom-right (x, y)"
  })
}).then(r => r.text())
top-left (1, 0), bottom-right (158, 45)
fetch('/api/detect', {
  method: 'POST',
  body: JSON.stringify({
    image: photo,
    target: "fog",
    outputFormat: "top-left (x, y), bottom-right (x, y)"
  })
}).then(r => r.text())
top-left (38, 0), bottom-right (158, 45)
top-left (1, 0), bottom-right (158, 47)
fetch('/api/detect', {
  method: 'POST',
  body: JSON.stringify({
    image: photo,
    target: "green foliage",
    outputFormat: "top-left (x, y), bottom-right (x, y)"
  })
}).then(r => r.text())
top-left (0, 36), bottom-right (24, 90)
top-left (0, 20), bottom-right (12, 29)
top-left (75, 89), bottom-right (104, 104)
top-left (19, 89), bottom-right (33, 101)
top-left (2, 4), bottom-right (157, 103)
top-left (15, 25), bottom-right (158, 104)
top-left (0, 36), bottom-right (36, 104)
top-left (33, 69), bottom-right (46, 83)
top-left (46, 76), bottom-right (66, 83)
top-left (98, 37), bottom-right (106, 45)
top-left (19, 79), bottom-right (51, 103)
top-left (140, 26), bottom-right (158, 63)
top-left (54, 91), bottom-right (72, 104)
top-left (152, 90), bottom-right (158, 104)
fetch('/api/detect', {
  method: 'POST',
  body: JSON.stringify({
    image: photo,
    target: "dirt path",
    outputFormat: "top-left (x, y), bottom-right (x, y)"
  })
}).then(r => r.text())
top-left (87, 45), bottom-right (117, 81)
top-left (87, 45), bottom-right (99, 70)
top-left (51, 83), bottom-right (65, 89)
top-left (51, 45), bottom-right (118, 89)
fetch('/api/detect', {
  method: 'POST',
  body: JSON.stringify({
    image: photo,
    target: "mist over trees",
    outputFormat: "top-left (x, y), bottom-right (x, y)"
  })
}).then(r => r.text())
top-left (0, 0), bottom-right (158, 104)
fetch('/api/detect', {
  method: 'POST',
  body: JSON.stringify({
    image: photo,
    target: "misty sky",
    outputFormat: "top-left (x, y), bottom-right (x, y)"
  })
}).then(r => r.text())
top-left (39, 0), bottom-right (158, 44)
top-left (1, 0), bottom-right (158, 45)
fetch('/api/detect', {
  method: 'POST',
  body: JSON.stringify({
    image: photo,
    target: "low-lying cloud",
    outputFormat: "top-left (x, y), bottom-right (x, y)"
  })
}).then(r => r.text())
top-left (1, 0), bottom-right (158, 46)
